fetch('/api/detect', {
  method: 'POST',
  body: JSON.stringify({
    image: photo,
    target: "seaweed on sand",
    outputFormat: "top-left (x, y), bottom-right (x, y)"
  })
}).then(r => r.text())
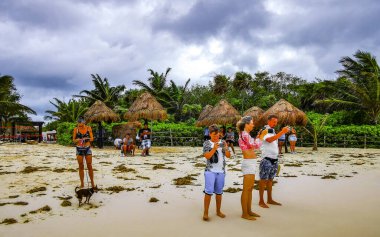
top-left (1, 218), bottom-right (17, 225)
top-left (112, 164), bottom-right (136, 173)
top-left (223, 187), bottom-right (242, 193)
top-left (173, 175), bottom-right (196, 185)
top-left (29, 205), bottom-right (51, 214)
top-left (61, 200), bottom-right (72, 207)
top-left (149, 197), bottom-right (159, 202)
top-left (105, 186), bottom-right (126, 193)
top-left (21, 166), bottom-right (49, 174)
top-left (152, 164), bottom-right (175, 170)
top-left (27, 187), bottom-right (46, 194)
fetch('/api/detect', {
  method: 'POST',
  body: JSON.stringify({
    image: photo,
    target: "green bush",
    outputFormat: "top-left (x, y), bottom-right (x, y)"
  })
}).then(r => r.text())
top-left (56, 122), bottom-right (77, 146)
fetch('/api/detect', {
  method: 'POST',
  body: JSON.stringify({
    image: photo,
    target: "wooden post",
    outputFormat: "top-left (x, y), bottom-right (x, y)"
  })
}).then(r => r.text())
top-left (343, 137), bottom-right (346, 148)
top-left (323, 135), bottom-right (326, 147)
top-left (170, 128), bottom-right (173, 146)
top-left (364, 135), bottom-right (367, 149)
top-left (300, 134), bottom-right (303, 147)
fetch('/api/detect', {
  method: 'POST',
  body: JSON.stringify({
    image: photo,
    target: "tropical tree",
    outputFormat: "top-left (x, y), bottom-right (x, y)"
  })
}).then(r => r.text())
top-left (211, 74), bottom-right (230, 95)
top-left (315, 50), bottom-right (380, 124)
top-left (132, 68), bottom-right (172, 96)
top-left (74, 74), bottom-right (125, 108)
top-left (0, 75), bottom-right (36, 131)
top-left (160, 79), bottom-right (191, 120)
top-left (303, 112), bottom-right (330, 150)
top-left (44, 98), bottom-right (88, 122)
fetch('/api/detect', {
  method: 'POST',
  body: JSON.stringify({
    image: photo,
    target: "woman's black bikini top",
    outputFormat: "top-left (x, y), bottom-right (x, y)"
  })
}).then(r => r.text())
top-left (76, 127), bottom-right (90, 139)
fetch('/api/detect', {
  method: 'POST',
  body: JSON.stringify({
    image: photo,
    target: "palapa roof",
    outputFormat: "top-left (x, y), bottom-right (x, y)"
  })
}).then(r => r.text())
top-left (84, 100), bottom-right (120, 123)
top-left (195, 105), bottom-right (213, 127)
top-left (243, 106), bottom-right (264, 126)
top-left (112, 121), bottom-right (142, 140)
top-left (257, 99), bottom-right (307, 127)
top-left (124, 92), bottom-right (167, 121)
top-left (16, 125), bottom-right (38, 133)
top-left (197, 99), bottom-right (241, 126)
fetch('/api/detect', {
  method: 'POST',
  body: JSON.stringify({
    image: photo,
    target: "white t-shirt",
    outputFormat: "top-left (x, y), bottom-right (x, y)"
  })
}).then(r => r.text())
top-left (114, 138), bottom-right (122, 147)
top-left (261, 133), bottom-right (279, 159)
top-left (203, 140), bottom-right (226, 173)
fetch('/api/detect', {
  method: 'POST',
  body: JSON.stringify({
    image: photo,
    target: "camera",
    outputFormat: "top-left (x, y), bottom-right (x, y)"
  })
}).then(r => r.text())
top-left (263, 126), bottom-right (274, 134)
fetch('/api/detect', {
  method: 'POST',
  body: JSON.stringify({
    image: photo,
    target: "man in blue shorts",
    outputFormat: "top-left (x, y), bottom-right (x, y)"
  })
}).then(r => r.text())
top-left (259, 115), bottom-right (289, 208)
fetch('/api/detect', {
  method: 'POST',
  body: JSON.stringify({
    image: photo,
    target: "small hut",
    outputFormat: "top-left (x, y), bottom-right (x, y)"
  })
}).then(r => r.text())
top-left (195, 105), bottom-right (213, 127)
top-left (124, 92), bottom-right (167, 122)
top-left (84, 100), bottom-right (120, 148)
top-left (243, 106), bottom-right (264, 126)
top-left (197, 100), bottom-right (241, 126)
top-left (257, 99), bottom-right (307, 127)
top-left (112, 121), bottom-right (142, 142)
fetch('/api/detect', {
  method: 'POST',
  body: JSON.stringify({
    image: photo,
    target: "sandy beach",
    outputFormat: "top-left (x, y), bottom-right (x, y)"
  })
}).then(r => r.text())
top-left (0, 143), bottom-right (379, 237)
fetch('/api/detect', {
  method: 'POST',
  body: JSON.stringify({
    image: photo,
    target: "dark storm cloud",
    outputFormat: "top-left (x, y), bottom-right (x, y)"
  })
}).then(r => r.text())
top-left (154, 0), bottom-right (269, 42)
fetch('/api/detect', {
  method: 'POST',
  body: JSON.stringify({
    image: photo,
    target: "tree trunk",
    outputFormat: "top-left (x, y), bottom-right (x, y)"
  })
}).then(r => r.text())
top-left (312, 131), bottom-right (318, 151)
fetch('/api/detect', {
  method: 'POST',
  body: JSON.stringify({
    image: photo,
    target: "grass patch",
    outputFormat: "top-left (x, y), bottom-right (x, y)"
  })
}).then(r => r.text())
top-left (112, 164), bottom-right (136, 173)
top-left (61, 200), bottom-right (72, 207)
top-left (173, 175), bottom-right (196, 185)
top-left (223, 187), bottom-right (242, 193)
top-left (149, 197), bottom-right (159, 203)
top-left (27, 187), bottom-right (46, 194)
top-left (1, 218), bottom-right (17, 225)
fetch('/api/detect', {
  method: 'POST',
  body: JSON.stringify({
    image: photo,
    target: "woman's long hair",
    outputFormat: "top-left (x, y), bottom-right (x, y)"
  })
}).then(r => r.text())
top-left (236, 116), bottom-right (253, 133)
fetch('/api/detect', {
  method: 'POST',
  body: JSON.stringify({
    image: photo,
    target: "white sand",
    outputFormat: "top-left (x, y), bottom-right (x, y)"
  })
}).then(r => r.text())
top-left (0, 144), bottom-right (379, 237)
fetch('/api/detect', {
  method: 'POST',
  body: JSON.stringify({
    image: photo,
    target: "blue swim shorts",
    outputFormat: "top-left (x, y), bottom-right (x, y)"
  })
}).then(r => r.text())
top-left (259, 157), bottom-right (278, 180)
top-left (204, 171), bottom-right (225, 195)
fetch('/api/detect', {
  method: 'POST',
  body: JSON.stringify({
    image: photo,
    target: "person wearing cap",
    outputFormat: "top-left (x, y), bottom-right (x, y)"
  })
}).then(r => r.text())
top-left (72, 117), bottom-right (95, 188)
top-left (138, 123), bottom-right (152, 156)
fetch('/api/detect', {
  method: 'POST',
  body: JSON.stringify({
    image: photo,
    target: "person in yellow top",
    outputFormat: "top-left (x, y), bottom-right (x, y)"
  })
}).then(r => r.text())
top-left (72, 117), bottom-right (95, 188)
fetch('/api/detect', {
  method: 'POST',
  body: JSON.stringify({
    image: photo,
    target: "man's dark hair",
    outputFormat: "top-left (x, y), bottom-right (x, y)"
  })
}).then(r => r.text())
top-left (208, 124), bottom-right (219, 134)
top-left (267, 114), bottom-right (278, 121)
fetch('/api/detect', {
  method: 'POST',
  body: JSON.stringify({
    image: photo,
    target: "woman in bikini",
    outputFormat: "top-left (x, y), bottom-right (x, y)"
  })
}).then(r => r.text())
top-left (237, 116), bottom-right (267, 220)
top-left (72, 117), bottom-right (95, 188)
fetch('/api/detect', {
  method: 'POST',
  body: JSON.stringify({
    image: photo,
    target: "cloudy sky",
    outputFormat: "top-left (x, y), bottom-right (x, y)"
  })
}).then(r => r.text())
top-left (1, 0), bottom-right (379, 121)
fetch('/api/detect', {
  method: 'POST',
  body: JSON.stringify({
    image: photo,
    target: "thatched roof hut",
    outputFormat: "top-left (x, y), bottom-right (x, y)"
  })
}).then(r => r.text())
top-left (195, 105), bottom-right (213, 127)
top-left (258, 99), bottom-right (307, 127)
top-left (243, 106), bottom-right (264, 126)
top-left (197, 100), bottom-right (241, 126)
top-left (124, 92), bottom-right (167, 121)
top-left (84, 100), bottom-right (120, 123)
top-left (16, 125), bottom-right (38, 133)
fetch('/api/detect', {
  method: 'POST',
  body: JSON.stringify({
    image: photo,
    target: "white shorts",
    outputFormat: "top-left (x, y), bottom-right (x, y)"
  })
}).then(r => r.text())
top-left (241, 159), bottom-right (257, 175)
top-left (142, 139), bottom-right (151, 149)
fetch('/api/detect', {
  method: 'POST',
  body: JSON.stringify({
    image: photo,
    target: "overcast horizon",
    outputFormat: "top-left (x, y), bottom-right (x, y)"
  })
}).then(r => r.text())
top-left (1, 0), bottom-right (379, 122)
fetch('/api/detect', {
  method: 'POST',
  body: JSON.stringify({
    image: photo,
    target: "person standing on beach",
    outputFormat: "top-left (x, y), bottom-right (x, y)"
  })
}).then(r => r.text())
top-left (288, 128), bottom-right (297, 154)
top-left (72, 117), bottom-right (95, 188)
top-left (202, 124), bottom-right (231, 221)
top-left (237, 116), bottom-right (266, 220)
top-left (258, 115), bottom-right (289, 208)
top-left (138, 123), bottom-right (151, 156)
top-left (225, 127), bottom-right (236, 156)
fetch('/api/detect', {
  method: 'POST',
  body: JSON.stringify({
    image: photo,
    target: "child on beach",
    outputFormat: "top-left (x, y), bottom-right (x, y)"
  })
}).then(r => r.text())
top-left (202, 124), bottom-right (231, 221)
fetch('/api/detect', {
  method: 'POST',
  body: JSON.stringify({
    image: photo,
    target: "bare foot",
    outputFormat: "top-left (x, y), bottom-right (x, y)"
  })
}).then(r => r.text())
top-left (268, 200), bottom-right (282, 206)
top-left (203, 214), bottom-right (209, 221)
top-left (217, 212), bottom-right (226, 218)
top-left (259, 202), bottom-right (269, 208)
top-left (248, 211), bottom-right (261, 217)
top-left (241, 215), bottom-right (256, 221)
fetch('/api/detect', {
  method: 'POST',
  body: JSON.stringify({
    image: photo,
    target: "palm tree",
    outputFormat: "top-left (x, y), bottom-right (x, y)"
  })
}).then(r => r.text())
top-left (74, 74), bottom-right (125, 108)
top-left (0, 75), bottom-right (36, 131)
top-left (303, 113), bottom-right (330, 151)
top-left (315, 50), bottom-right (380, 124)
top-left (44, 98), bottom-right (88, 122)
top-left (133, 68), bottom-right (172, 96)
top-left (212, 74), bottom-right (230, 95)
top-left (160, 79), bottom-right (191, 120)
